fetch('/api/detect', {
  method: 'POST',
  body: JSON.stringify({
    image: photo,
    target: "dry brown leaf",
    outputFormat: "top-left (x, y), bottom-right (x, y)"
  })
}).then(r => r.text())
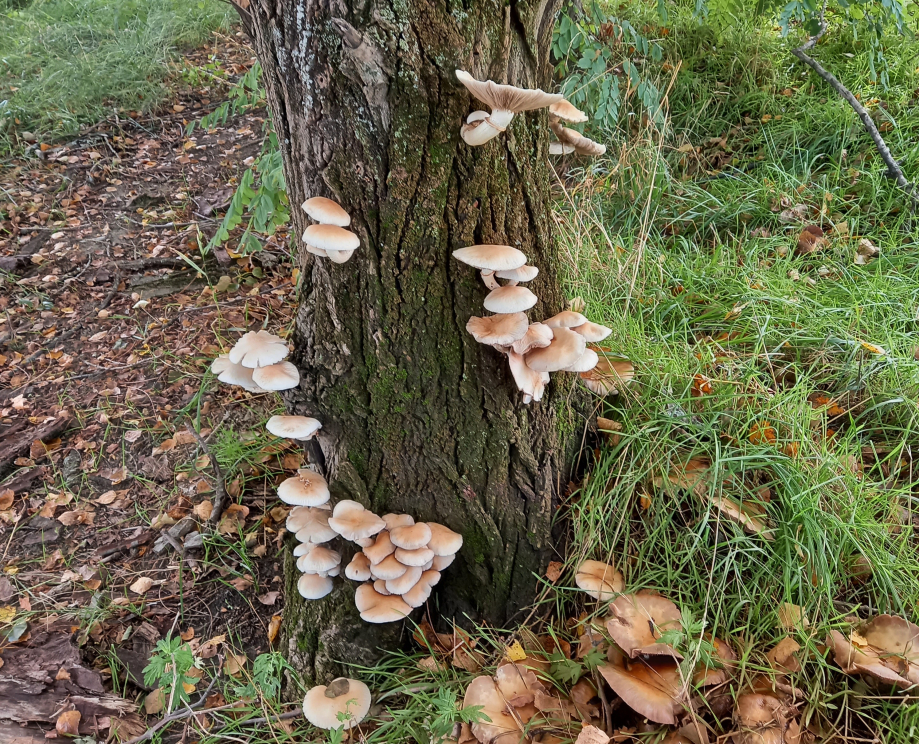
top-left (223, 652), bottom-right (247, 676)
top-left (144, 688), bottom-right (165, 715)
top-left (575, 725), bottom-right (610, 744)
top-left (230, 575), bottom-right (254, 592)
top-left (56, 710), bottom-right (81, 737)
top-left (0, 490), bottom-right (13, 510)
top-left (181, 627), bottom-right (195, 641)
top-left (194, 500), bottom-right (213, 520)
top-left (267, 614), bottom-right (282, 645)
top-left (545, 561), bottom-right (563, 583)
top-left (152, 438), bottom-right (176, 455)
top-left (777, 602), bottom-right (809, 630)
top-left (58, 509), bottom-right (95, 526)
top-left (130, 576), bottom-right (155, 595)
top-left (257, 590), bottom-right (280, 606)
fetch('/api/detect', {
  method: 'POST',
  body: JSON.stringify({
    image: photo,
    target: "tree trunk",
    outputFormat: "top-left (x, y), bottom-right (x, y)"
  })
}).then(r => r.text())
top-left (247, 0), bottom-right (576, 683)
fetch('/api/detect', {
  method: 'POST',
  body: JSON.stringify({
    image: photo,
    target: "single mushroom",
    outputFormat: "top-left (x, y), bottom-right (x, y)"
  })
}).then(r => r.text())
top-left (432, 554), bottom-right (456, 571)
top-left (508, 350), bottom-right (550, 404)
top-left (549, 99), bottom-right (589, 123)
top-left (495, 265), bottom-right (539, 285)
top-left (525, 328), bottom-right (587, 373)
top-left (298, 573), bottom-right (334, 600)
top-left (345, 552), bottom-right (373, 582)
top-left (402, 570), bottom-right (442, 608)
top-left (563, 348), bottom-right (599, 373)
top-left (390, 522), bottom-right (433, 550)
top-left (371, 553), bottom-right (409, 580)
top-left (211, 355), bottom-right (268, 393)
top-left (296, 544), bottom-right (342, 574)
top-left (301, 196), bottom-right (351, 227)
top-left (575, 559), bottom-right (624, 601)
top-left (581, 356), bottom-right (634, 396)
top-left (382, 513), bottom-right (415, 530)
top-left (394, 546), bottom-right (435, 567)
top-left (466, 313), bottom-right (529, 347)
top-left (483, 285), bottom-right (538, 314)
top-left (512, 323), bottom-right (553, 355)
top-left (302, 677), bottom-right (371, 730)
top-left (288, 506), bottom-right (337, 544)
top-left (544, 310), bottom-right (588, 328)
top-left (456, 70), bottom-right (563, 146)
top-left (372, 579), bottom-right (391, 595)
top-left (363, 530), bottom-right (396, 565)
top-left (328, 500), bottom-right (386, 542)
top-left (302, 224), bottom-right (360, 263)
top-left (266, 415), bottom-right (322, 441)
top-left (571, 321), bottom-right (612, 342)
top-left (427, 523), bottom-right (464, 556)
top-left (606, 592), bottom-right (683, 659)
top-left (596, 658), bottom-right (684, 726)
top-left (550, 120), bottom-right (607, 156)
top-left (452, 244), bottom-right (527, 290)
top-left (251, 360), bottom-right (300, 391)
top-left (228, 330), bottom-right (289, 369)
top-left (277, 469), bottom-right (331, 506)
top-left (354, 582), bottom-right (413, 623)
top-left (385, 565), bottom-right (423, 595)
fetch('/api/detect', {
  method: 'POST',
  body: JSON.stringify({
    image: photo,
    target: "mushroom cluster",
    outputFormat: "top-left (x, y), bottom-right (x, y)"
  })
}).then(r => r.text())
top-left (211, 329), bottom-right (299, 393)
top-left (301, 196), bottom-right (360, 264)
top-left (455, 70), bottom-right (605, 158)
top-left (453, 245), bottom-right (631, 403)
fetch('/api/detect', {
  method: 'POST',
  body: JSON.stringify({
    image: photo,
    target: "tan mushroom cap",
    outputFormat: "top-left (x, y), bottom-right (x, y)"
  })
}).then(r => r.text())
top-left (765, 636), bottom-right (801, 674)
top-left (563, 348), bottom-right (599, 373)
top-left (693, 635), bottom-right (737, 686)
top-left (371, 553), bottom-right (408, 580)
top-left (390, 522), bottom-right (433, 550)
top-left (363, 530), bottom-right (396, 565)
top-left (508, 350), bottom-right (550, 403)
top-left (251, 360), bottom-right (300, 391)
top-left (328, 500), bottom-right (386, 541)
top-left (484, 285), bottom-right (538, 313)
top-left (606, 591), bottom-right (684, 659)
top-left (297, 544), bottom-right (342, 574)
top-left (455, 70), bottom-right (563, 113)
top-left (452, 245), bottom-right (527, 272)
top-left (734, 692), bottom-right (800, 744)
top-left (266, 415), bottom-right (322, 441)
top-left (462, 672), bottom-right (535, 744)
top-left (402, 570), bottom-right (441, 608)
top-left (495, 265), bottom-right (539, 282)
top-left (466, 313), bottom-right (529, 346)
top-left (432, 554), bottom-right (456, 571)
top-left (305, 243), bottom-right (328, 259)
top-left (382, 513), bottom-right (415, 530)
top-left (549, 99), bottom-right (589, 123)
top-left (386, 565), bottom-right (423, 595)
top-left (277, 469), bottom-right (330, 506)
top-left (288, 506), bottom-right (337, 544)
top-left (297, 572), bottom-right (334, 600)
top-left (552, 122), bottom-right (607, 156)
top-left (862, 614), bottom-right (919, 662)
top-left (512, 323), bottom-right (553, 355)
top-left (596, 658), bottom-right (683, 725)
top-left (544, 310), bottom-right (588, 328)
top-left (345, 552), bottom-right (372, 582)
top-left (581, 356), bottom-right (634, 396)
top-left (525, 328), bottom-right (587, 372)
top-left (828, 614), bottom-right (919, 688)
top-left (213, 356), bottom-right (268, 393)
top-left (572, 321), bottom-right (612, 342)
top-left (301, 196), bottom-right (351, 227)
top-left (575, 560), bottom-right (624, 601)
top-left (303, 224), bottom-right (360, 253)
top-left (427, 523), bottom-right (464, 556)
top-left (395, 546), bottom-right (435, 567)
top-left (355, 583), bottom-right (413, 623)
top-left (228, 330), bottom-right (289, 368)
top-left (373, 579), bottom-right (391, 595)
top-left (302, 677), bottom-right (371, 730)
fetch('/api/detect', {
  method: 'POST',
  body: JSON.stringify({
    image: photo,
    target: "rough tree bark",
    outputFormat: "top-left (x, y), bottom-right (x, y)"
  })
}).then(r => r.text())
top-left (246, 0), bottom-right (577, 682)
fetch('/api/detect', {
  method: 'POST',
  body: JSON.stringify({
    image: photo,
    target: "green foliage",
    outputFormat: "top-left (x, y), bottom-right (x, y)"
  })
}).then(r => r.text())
top-left (232, 651), bottom-right (295, 702)
top-left (188, 61), bottom-right (264, 134)
top-left (142, 635), bottom-right (198, 713)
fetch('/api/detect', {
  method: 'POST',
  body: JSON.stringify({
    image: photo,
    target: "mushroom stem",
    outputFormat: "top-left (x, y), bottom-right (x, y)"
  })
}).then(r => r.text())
top-left (505, 280), bottom-right (519, 287)
top-left (480, 270), bottom-right (500, 290)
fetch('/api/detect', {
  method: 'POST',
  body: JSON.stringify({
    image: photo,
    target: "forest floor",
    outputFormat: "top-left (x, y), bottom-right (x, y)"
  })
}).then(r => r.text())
top-left (4, 3), bottom-right (919, 744)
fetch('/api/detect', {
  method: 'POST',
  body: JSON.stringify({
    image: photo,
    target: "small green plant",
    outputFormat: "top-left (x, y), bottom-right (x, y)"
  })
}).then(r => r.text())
top-left (143, 635), bottom-right (198, 713)
top-left (232, 651), bottom-right (296, 702)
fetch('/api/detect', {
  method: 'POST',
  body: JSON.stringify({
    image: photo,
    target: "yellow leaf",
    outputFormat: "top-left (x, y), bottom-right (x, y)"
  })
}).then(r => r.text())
top-left (505, 640), bottom-right (527, 662)
top-left (859, 341), bottom-right (886, 355)
top-left (0, 606), bottom-right (16, 624)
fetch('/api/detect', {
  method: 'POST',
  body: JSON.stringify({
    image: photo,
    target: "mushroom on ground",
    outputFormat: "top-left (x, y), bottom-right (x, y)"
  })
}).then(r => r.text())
top-left (525, 328), bottom-right (587, 372)
top-left (596, 658), bottom-right (684, 726)
top-left (328, 500), bottom-right (386, 542)
top-left (298, 573), bottom-right (334, 600)
top-left (303, 224), bottom-right (360, 263)
top-left (251, 360), bottom-right (300, 391)
top-left (288, 506), bottom-right (337, 544)
top-left (277, 469), bottom-right (331, 506)
top-left (606, 591), bottom-right (684, 659)
top-left (266, 415), bottom-right (322, 440)
top-left (575, 560), bottom-right (624, 601)
top-left (549, 99), bottom-right (589, 123)
top-left (228, 330), bottom-right (289, 368)
top-left (733, 692), bottom-right (800, 744)
top-left (302, 677), bottom-right (371, 730)
top-left (508, 350), bottom-right (550, 404)
top-left (466, 313), bottom-right (529, 347)
top-left (211, 355), bottom-right (268, 393)
top-left (302, 197), bottom-right (351, 227)
top-left (512, 323), bottom-right (553, 354)
top-left (581, 357), bottom-right (634, 396)
top-left (390, 523), bottom-right (433, 550)
top-left (354, 582), bottom-right (412, 623)
top-left (828, 614), bottom-right (919, 688)
top-left (455, 70), bottom-right (563, 146)
top-left (453, 244), bottom-right (527, 290)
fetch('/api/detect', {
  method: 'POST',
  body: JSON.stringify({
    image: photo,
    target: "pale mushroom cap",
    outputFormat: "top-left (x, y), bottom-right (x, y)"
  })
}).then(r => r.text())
top-left (301, 196), bottom-right (351, 227)
top-left (356, 586), bottom-right (413, 623)
top-left (277, 470), bottom-right (331, 506)
top-left (484, 285), bottom-right (538, 314)
top-left (467, 110), bottom-right (490, 123)
top-left (402, 570), bottom-right (442, 608)
top-left (297, 544), bottom-right (342, 574)
top-left (461, 117), bottom-right (503, 146)
top-left (455, 70), bottom-right (563, 112)
top-left (550, 99), bottom-right (589, 123)
top-left (432, 554), bottom-right (456, 571)
top-left (266, 415), bottom-right (322, 441)
top-left (606, 591), bottom-right (684, 659)
top-left (525, 328), bottom-right (587, 372)
top-left (297, 573), bottom-right (334, 600)
top-left (395, 546), bottom-right (435, 567)
top-left (288, 506), bottom-right (337, 544)
top-left (596, 658), bottom-right (682, 725)
top-left (386, 565), bottom-right (423, 595)
top-left (371, 553), bottom-right (408, 580)
top-left (251, 360), bottom-right (300, 391)
top-left (228, 330), bottom-right (289, 368)
top-left (303, 224), bottom-right (360, 252)
top-left (427, 523), bottom-right (464, 556)
top-left (306, 243), bottom-right (328, 258)
top-left (364, 530), bottom-right (396, 565)
top-left (326, 248), bottom-right (356, 264)
top-left (549, 141), bottom-right (576, 155)
top-left (286, 503), bottom-right (331, 532)
top-left (466, 313), bottom-right (529, 346)
top-left (495, 264), bottom-right (539, 282)
top-left (302, 678), bottom-right (371, 730)
top-left (575, 560), bottom-right (624, 600)
top-left (216, 358), bottom-right (268, 393)
top-left (512, 323), bottom-right (553, 354)
top-left (452, 245), bottom-right (527, 272)
top-left (354, 582), bottom-right (379, 612)
top-left (373, 579), bottom-right (392, 595)
top-left (210, 355), bottom-right (231, 374)
top-left (345, 552), bottom-right (373, 582)
top-left (581, 357), bottom-right (634, 396)
top-left (544, 310), bottom-right (588, 328)
top-left (381, 513), bottom-right (415, 530)
top-left (563, 348), bottom-right (599, 373)
top-left (328, 500), bottom-right (386, 541)
top-left (571, 321), bottom-right (612, 343)
top-left (390, 523), bottom-right (433, 550)
top-left (553, 123), bottom-right (607, 156)
top-left (508, 350), bottom-right (550, 403)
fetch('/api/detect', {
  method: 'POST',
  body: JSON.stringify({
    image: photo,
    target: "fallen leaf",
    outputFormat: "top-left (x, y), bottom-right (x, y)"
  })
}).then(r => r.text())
top-left (267, 614), bottom-right (282, 645)
top-left (194, 500), bottom-right (213, 520)
top-left (58, 509), bottom-right (95, 526)
top-left (55, 667), bottom-right (72, 681)
top-left (777, 602), bottom-right (809, 630)
top-left (56, 710), bottom-right (81, 737)
top-left (0, 490), bottom-right (13, 510)
top-left (230, 575), bottom-right (254, 592)
top-left (795, 225), bottom-right (828, 256)
top-left (505, 640), bottom-right (527, 662)
top-left (749, 421), bottom-right (777, 446)
top-left (152, 438), bottom-right (175, 455)
top-left (691, 374), bottom-right (713, 397)
top-left (0, 577), bottom-right (13, 602)
top-left (144, 688), bottom-right (165, 715)
top-left (124, 430), bottom-right (143, 443)
top-left (576, 725), bottom-right (611, 744)
top-left (130, 577), bottom-right (155, 595)
top-left (545, 561), bottom-right (563, 583)
top-left (223, 652), bottom-right (247, 676)
top-left (257, 590), bottom-right (280, 606)
top-left (11, 394), bottom-right (29, 410)
top-left (181, 627), bottom-right (195, 641)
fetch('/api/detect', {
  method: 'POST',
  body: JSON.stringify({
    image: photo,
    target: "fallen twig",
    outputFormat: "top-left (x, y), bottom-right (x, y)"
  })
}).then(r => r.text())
top-left (185, 421), bottom-right (228, 525)
top-left (121, 677), bottom-right (223, 744)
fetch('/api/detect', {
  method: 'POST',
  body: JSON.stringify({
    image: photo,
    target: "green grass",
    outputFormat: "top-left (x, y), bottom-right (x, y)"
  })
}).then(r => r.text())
top-left (0, 0), bottom-right (234, 150)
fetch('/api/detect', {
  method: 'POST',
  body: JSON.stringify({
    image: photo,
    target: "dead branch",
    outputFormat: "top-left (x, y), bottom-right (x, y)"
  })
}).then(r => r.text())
top-left (184, 421), bottom-right (229, 525)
